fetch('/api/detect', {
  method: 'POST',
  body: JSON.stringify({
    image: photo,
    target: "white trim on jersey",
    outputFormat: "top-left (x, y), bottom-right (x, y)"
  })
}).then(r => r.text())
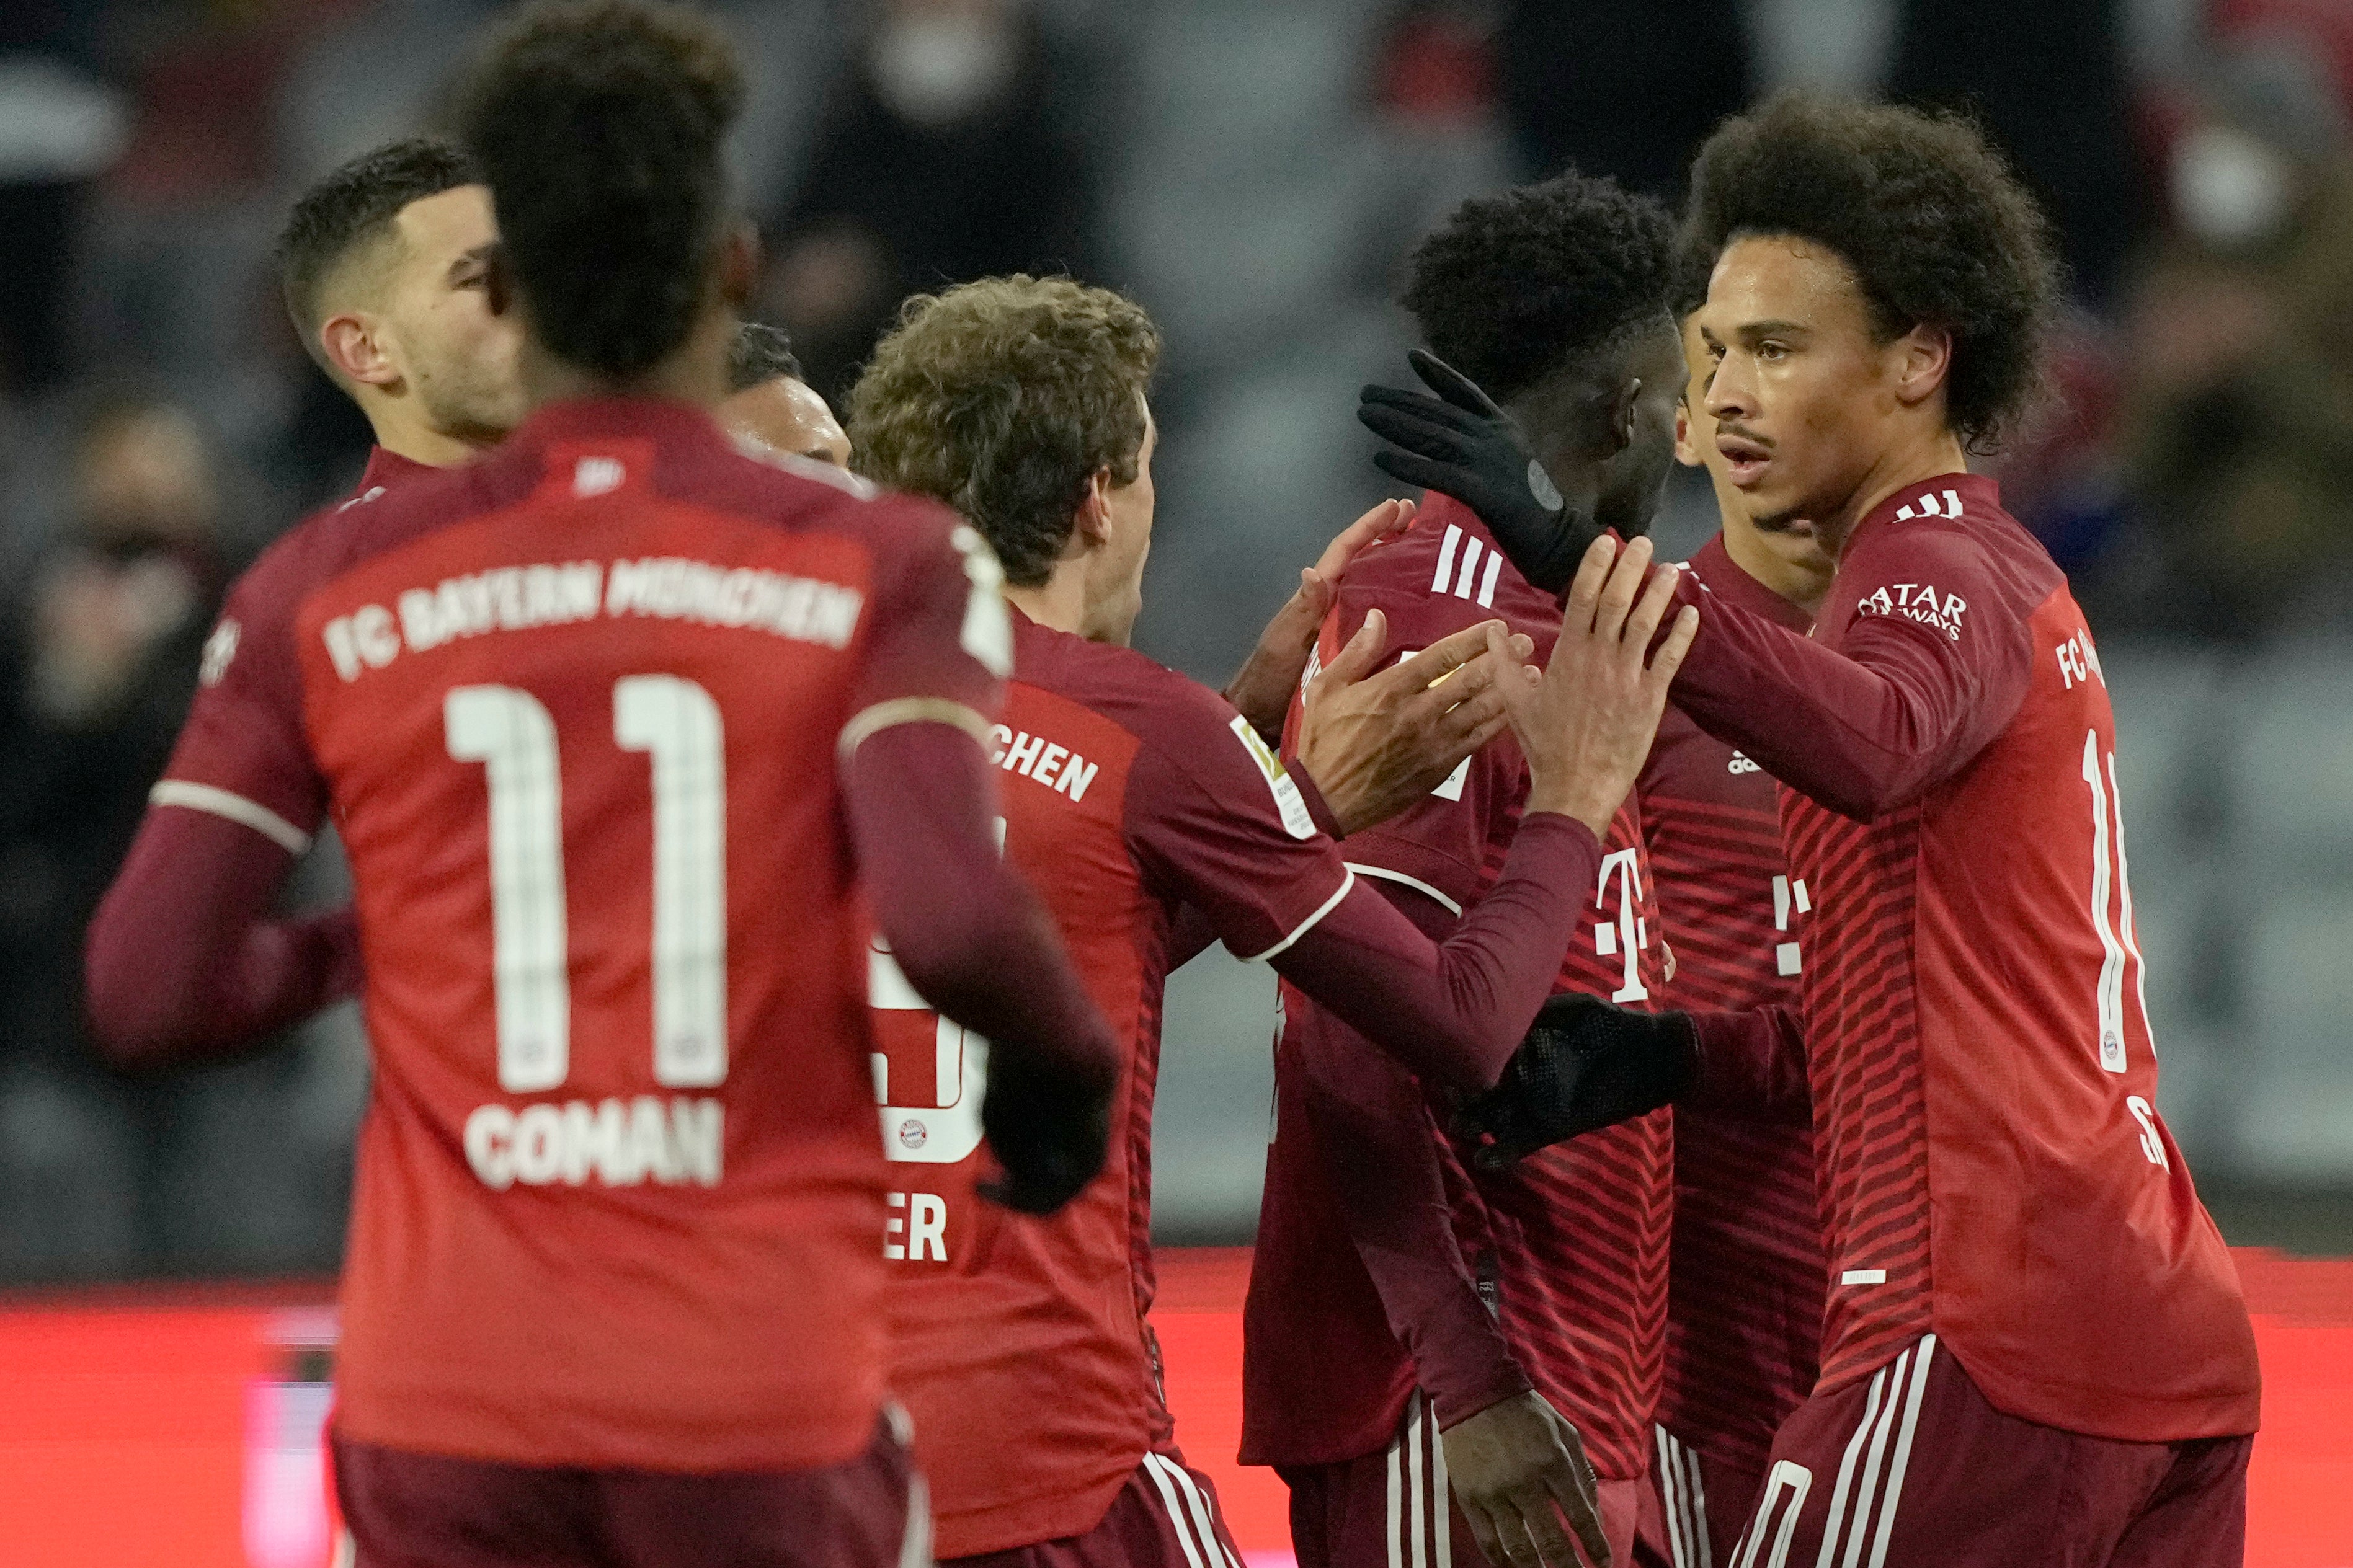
top-left (149, 779), bottom-right (313, 855)
top-left (1141, 1453), bottom-right (1242, 1568)
top-left (1810, 1335), bottom-right (1936, 1568)
top-left (837, 696), bottom-right (992, 758)
top-left (1346, 862), bottom-right (1464, 917)
top-left (1239, 867), bottom-right (1356, 963)
top-left (1385, 1392), bottom-right (1456, 1568)
top-left (1656, 1426), bottom-right (1714, 1568)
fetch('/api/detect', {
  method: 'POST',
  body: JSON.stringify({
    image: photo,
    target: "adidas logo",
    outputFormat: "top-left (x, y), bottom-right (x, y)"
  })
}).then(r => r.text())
top-left (1430, 524), bottom-right (1503, 607)
top-left (1728, 751), bottom-right (1761, 776)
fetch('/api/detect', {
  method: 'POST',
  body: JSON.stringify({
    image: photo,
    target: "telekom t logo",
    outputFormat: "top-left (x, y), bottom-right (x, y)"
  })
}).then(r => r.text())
top-left (1592, 848), bottom-right (1650, 1004)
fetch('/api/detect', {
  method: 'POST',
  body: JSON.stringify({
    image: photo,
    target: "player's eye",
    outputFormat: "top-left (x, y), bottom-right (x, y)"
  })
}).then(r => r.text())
top-left (1758, 341), bottom-right (1790, 362)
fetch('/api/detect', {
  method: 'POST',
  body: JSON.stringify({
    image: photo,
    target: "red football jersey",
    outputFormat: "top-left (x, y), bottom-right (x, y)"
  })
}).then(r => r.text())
top-left (153, 399), bottom-right (1005, 1474)
top-left (1242, 496), bottom-right (1670, 1483)
top-left (1637, 535), bottom-right (1825, 1478)
top-left (1674, 473), bottom-right (2260, 1442)
top-left (879, 608), bottom-right (1353, 1557)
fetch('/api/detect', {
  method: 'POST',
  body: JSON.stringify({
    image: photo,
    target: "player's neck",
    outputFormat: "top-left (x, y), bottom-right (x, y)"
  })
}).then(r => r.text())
top-left (362, 402), bottom-right (494, 470)
top-left (1720, 520), bottom-right (1834, 616)
top-left (1003, 569), bottom-right (1091, 642)
top-left (1821, 425), bottom-right (1969, 556)
top-left (514, 313), bottom-right (733, 418)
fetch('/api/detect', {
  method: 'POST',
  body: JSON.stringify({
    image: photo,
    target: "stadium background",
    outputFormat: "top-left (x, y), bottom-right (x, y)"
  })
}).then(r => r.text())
top-left (0, 0), bottom-right (2348, 1562)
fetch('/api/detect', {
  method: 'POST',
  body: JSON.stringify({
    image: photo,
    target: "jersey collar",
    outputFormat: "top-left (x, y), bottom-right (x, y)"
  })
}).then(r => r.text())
top-left (1687, 533), bottom-right (1814, 632)
top-left (354, 444), bottom-right (437, 498)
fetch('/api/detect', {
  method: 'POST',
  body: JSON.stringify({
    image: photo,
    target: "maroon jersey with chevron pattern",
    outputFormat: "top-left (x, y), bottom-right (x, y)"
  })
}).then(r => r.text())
top-left (1669, 473), bottom-right (2258, 1442)
top-left (1637, 536), bottom-right (1826, 1479)
top-left (1261, 495), bottom-right (1670, 1482)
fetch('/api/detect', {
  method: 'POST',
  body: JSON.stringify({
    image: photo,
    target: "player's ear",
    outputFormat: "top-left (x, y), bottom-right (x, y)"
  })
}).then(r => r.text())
top-left (1071, 469), bottom-right (1115, 549)
top-left (1605, 376), bottom-right (1642, 456)
top-left (1891, 322), bottom-right (1954, 411)
top-left (1673, 393), bottom-right (1703, 469)
top-left (321, 312), bottom-right (398, 390)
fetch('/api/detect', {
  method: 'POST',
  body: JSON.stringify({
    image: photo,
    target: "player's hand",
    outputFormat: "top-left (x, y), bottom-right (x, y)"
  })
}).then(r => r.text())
top-left (1452, 993), bottom-right (1697, 1170)
top-left (1504, 534), bottom-right (1697, 839)
top-left (1442, 1390), bottom-right (1613, 1568)
top-left (977, 1045), bottom-right (1113, 1216)
top-left (1294, 611), bottom-right (1534, 838)
top-left (1358, 350), bottom-right (1600, 594)
top-left (1222, 498), bottom-right (1414, 743)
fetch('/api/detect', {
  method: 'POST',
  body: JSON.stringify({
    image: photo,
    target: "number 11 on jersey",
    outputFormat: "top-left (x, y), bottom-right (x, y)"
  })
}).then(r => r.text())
top-left (445, 676), bottom-right (730, 1094)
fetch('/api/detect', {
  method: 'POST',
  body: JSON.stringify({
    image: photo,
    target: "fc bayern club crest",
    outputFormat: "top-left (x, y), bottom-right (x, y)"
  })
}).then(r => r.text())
top-left (898, 1118), bottom-right (928, 1151)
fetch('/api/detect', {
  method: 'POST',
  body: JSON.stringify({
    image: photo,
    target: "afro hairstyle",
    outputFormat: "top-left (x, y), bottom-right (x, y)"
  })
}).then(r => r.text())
top-left (1400, 169), bottom-right (1679, 405)
top-left (1682, 91), bottom-right (2062, 451)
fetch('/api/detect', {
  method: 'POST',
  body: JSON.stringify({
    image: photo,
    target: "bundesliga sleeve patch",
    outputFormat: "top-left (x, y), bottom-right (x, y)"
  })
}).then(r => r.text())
top-left (1229, 715), bottom-right (1319, 840)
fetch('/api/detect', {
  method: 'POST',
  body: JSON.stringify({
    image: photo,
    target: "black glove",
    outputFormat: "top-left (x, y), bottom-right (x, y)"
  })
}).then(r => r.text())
top-left (1452, 993), bottom-right (1697, 1170)
top-left (977, 1043), bottom-right (1114, 1216)
top-left (1358, 349), bottom-right (1601, 594)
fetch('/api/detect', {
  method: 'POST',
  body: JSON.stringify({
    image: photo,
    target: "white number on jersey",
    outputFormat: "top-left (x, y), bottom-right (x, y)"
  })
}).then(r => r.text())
top-left (445, 678), bottom-right (729, 1092)
top-left (2079, 728), bottom-right (2150, 1074)
top-left (866, 815), bottom-right (1001, 1164)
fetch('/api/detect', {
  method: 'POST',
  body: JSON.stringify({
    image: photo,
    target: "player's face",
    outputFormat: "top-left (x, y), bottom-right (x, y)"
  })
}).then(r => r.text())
top-left (378, 185), bottom-right (527, 445)
top-left (1513, 321), bottom-right (1681, 540)
top-left (1087, 401), bottom-right (1156, 648)
top-left (718, 376), bottom-right (852, 467)
top-left (1680, 312), bottom-right (1834, 585)
top-left (1697, 235), bottom-right (1902, 537)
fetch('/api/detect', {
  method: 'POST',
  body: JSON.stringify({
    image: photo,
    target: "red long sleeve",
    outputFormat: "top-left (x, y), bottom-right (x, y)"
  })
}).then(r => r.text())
top-left (85, 807), bottom-right (360, 1068)
top-left (1665, 507), bottom-right (2037, 822)
top-left (1686, 1003), bottom-right (1813, 1123)
top-left (1271, 811), bottom-right (1601, 1090)
top-left (1296, 883), bottom-right (1531, 1428)
top-left (843, 721), bottom-right (1118, 1089)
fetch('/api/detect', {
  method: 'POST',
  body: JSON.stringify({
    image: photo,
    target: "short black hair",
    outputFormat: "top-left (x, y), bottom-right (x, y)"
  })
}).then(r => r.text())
top-left (1682, 91), bottom-right (2060, 451)
top-left (727, 321), bottom-right (803, 392)
top-left (276, 136), bottom-right (478, 370)
top-left (1401, 169), bottom-right (1679, 404)
top-left (459, 0), bottom-right (744, 380)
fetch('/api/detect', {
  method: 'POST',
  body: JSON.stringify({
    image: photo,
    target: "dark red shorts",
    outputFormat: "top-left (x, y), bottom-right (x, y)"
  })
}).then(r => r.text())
top-left (1729, 1334), bottom-right (2251, 1568)
top-left (944, 1451), bottom-right (1241, 1568)
top-left (332, 1413), bottom-right (920, 1568)
top-left (1634, 1425), bottom-right (1759, 1568)
top-left (1277, 1393), bottom-right (1640, 1568)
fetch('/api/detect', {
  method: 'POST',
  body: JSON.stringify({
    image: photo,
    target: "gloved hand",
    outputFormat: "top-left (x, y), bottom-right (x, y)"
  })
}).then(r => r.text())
top-left (977, 1043), bottom-right (1114, 1215)
top-left (1357, 350), bottom-right (1601, 594)
top-left (1452, 991), bottom-right (1696, 1169)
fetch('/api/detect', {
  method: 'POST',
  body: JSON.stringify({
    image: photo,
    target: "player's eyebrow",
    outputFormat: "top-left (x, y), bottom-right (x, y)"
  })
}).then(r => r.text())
top-left (1732, 319), bottom-right (1811, 342)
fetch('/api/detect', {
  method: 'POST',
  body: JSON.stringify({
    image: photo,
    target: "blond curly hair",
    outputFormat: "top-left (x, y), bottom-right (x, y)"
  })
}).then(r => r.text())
top-left (848, 275), bottom-right (1162, 588)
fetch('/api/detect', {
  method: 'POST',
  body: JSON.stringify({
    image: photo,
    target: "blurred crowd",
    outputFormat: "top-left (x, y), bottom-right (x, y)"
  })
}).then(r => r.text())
top-left (2, 0), bottom-right (2351, 1283)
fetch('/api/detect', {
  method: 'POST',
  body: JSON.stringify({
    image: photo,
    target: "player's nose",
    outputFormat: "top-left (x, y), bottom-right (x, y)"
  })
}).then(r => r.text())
top-left (1704, 355), bottom-right (1756, 421)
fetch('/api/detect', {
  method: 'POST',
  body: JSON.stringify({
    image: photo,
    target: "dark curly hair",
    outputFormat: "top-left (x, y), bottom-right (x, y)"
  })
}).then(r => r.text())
top-left (1683, 91), bottom-right (2060, 451)
top-left (848, 277), bottom-right (1162, 589)
top-left (458, 0), bottom-right (744, 380)
top-left (1402, 170), bottom-right (1679, 403)
top-left (727, 321), bottom-right (803, 392)
top-left (276, 137), bottom-right (478, 373)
